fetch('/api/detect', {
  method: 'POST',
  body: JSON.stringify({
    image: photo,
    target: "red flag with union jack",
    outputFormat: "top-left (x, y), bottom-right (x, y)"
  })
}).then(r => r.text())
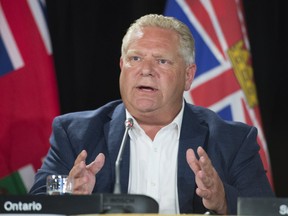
top-left (164, 0), bottom-right (273, 187)
top-left (0, 0), bottom-right (59, 194)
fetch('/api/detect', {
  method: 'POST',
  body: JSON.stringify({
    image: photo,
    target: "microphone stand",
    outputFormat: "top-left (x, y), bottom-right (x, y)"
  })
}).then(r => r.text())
top-left (113, 118), bottom-right (133, 194)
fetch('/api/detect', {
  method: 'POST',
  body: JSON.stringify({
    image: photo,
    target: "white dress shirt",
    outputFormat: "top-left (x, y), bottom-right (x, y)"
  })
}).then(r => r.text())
top-left (126, 102), bottom-right (184, 214)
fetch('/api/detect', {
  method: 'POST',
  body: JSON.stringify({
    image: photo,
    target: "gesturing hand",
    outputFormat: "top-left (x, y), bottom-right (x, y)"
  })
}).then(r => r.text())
top-left (69, 150), bottom-right (105, 194)
top-left (186, 146), bottom-right (227, 215)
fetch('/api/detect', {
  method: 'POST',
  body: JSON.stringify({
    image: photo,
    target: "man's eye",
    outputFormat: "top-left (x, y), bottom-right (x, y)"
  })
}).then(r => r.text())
top-left (158, 59), bottom-right (168, 64)
top-left (131, 56), bottom-right (140, 61)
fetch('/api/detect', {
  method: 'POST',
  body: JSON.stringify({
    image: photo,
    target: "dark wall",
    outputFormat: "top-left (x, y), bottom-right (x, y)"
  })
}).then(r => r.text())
top-left (243, 1), bottom-right (288, 197)
top-left (46, 1), bottom-right (288, 197)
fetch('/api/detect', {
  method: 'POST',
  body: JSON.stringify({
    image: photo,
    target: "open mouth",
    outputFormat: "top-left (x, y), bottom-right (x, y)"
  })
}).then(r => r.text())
top-left (137, 85), bottom-right (158, 91)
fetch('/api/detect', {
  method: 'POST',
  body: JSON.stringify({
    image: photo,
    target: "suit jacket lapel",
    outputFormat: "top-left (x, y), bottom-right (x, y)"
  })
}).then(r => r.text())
top-left (105, 103), bottom-right (130, 193)
top-left (177, 103), bottom-right (209, 213)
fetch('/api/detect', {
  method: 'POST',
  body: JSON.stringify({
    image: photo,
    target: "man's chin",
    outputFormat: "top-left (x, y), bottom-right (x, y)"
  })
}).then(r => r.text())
top-left (134, 100), bottom-right (158, 112)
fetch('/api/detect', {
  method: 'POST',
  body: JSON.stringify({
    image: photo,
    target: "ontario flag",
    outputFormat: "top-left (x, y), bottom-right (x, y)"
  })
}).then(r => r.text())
top-left (164, 0), bottom-right (273, 187)
top-left (0, 0), bottom-right (59, 194)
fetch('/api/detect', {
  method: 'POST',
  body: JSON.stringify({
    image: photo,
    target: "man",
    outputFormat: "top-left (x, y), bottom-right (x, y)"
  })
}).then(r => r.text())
top-left (29, 14), bottom-right (274, 214)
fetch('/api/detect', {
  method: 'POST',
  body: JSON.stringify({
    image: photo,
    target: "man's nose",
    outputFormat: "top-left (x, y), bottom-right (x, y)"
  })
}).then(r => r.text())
top-left (141, 60), bottom-right (155, 76)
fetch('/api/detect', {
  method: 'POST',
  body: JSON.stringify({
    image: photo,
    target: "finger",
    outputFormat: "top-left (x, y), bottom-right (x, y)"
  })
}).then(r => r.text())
top-left (197, 147), bottom-right (213, 173)
top-left (69, 160), bottom-right (86, 178)
top-left (186, 148), bottom-right (200, 173)
top-left (86, 153), bottom-right (105, 175)
top-left (197, 147), bottom-right (215, 188)
top-left (196, 187), bottom-right (211, 200)
top-left (197, 146), bottom-right (208, 160)
top-left (73, 175), bottom-right (91, 195)
top-left (69, 150), bottom-right (88, 178)
top-left (198, 170), bottom-right (213, 189)
top-left (74, 150), bottom-right (87, 165)
top-left (72, 173), bottom-right (89, 192)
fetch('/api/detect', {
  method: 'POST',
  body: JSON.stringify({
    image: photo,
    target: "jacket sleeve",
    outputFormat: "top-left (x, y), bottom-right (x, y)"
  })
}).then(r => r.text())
top-left (221, 126), bottom-right (275, 214)
top-left (29, 116), bottom-right (79, 194)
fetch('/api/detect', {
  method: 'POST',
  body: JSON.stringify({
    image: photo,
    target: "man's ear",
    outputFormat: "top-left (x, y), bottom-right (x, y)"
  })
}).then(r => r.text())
top-left (185, 63), bottom-right (196, 91)
top-left (119, 57), bottom-right (123, 69)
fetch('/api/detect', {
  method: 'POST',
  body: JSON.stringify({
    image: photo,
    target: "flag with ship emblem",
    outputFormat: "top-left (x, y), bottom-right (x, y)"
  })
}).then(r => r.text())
top-left (164, 0), bottom-right (273, 186)
top-left (0, 0), bottom-right (59, 194)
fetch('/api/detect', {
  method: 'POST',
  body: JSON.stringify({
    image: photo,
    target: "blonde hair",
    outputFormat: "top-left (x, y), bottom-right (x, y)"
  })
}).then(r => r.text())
top-left (121, 14), bottom-right (195, 65)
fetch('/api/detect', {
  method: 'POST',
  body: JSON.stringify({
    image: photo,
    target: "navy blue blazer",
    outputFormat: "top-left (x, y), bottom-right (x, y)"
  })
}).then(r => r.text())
top-left (29, 100), bottom-right (274, 214)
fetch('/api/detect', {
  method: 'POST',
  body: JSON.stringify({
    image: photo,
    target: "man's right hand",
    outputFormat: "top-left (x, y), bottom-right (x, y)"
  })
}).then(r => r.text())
top-left (69, 150), bottom-right (105, 194)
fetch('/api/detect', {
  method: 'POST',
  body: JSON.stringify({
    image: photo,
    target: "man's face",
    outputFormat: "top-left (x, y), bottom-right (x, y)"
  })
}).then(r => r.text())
top-left (119, 27), bottom-right (195, 122)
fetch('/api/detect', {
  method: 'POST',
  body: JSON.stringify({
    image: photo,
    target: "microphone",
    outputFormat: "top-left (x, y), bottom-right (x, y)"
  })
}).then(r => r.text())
top-left (113, 118), bottom-right (134, 194)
